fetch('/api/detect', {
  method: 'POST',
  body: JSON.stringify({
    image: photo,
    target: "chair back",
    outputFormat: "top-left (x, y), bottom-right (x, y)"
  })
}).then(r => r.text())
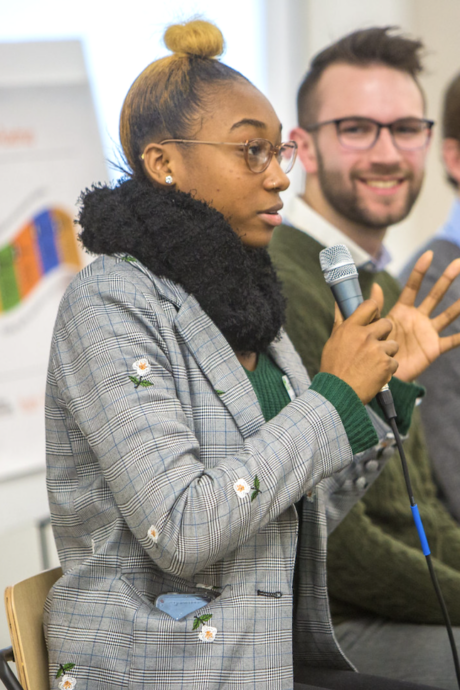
top-left (4, 568), bottom-right (62, 690)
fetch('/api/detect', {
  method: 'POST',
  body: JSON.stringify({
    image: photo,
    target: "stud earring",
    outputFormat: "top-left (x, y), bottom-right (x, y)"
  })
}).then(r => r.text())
top-left (165, 175), bottom-right (173, 185)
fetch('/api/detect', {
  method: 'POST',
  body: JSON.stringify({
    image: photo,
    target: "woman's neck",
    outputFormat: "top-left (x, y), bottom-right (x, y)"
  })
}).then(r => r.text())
top-left (236, 351), bottom-right (258, 371)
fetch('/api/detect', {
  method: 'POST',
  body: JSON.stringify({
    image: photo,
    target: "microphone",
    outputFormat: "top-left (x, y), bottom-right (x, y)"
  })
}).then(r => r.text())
top-left (319, 243), bottom-right (396, 418)
top-left (319, 244), bottom-right (363, 319)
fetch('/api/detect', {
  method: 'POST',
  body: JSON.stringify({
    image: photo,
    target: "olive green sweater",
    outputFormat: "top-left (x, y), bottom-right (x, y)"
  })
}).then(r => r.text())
top-left (269, 223), bottom-right (460, 625)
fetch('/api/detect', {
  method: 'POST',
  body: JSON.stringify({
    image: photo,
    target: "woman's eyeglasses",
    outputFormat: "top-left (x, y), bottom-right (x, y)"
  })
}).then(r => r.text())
top-left (305, 117), bottom-right (434, 151)
top-left (159, 138), bottom-right (298, 174)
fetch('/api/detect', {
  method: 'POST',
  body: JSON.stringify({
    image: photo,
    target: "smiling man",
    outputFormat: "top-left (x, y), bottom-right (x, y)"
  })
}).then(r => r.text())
top-left (270, 27), bottom-right (460, 688)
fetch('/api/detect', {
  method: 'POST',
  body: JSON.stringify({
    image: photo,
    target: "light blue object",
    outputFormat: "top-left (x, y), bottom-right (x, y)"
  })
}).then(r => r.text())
top-left (155, 592), bottom-right (213, 621)
top-left (411, 504), bottom-right (431, 556)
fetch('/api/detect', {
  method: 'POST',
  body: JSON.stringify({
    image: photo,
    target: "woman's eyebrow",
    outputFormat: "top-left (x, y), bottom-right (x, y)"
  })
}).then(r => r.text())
top-left (230, 118), bottom-right (267, 131)
top-left (230, 119), bottom-right (283, 137)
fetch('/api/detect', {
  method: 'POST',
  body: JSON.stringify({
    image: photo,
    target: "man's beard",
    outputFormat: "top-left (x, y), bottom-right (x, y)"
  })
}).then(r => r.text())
top-left (316, 149), bottom-right (423, 230)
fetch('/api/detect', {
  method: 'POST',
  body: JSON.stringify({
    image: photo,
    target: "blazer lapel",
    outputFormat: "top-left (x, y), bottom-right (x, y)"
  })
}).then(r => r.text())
top-left (146, 272), bottom-right (309, 436)
top-left (268, 331), bottom-right (311, 398)
top-left (174, 293), bottom-right (266, 439)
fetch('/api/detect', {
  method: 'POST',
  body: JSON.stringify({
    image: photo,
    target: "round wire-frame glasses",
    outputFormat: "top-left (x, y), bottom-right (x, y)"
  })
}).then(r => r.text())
top-left (305, 117), bottom-right (434, 151)
top-left (159, 138), bottom-right (298, 173)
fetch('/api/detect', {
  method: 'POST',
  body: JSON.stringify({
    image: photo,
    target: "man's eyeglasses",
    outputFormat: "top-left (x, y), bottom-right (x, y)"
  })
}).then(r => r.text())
top-left (159, 138), bottom-right (298, 174)
top-left (305, 117), bottom-right (434, 151)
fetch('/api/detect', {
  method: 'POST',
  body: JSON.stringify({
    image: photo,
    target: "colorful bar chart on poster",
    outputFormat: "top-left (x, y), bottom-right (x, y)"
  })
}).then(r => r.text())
top-left (0, 208), bottom-right (81, 314)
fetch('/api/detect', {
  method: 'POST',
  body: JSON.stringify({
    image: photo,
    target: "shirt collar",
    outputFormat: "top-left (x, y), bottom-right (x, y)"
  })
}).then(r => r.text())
top-left (436, 198), bottom-right (460, 250)
top-left (285, 196), bottom-right (391, 272)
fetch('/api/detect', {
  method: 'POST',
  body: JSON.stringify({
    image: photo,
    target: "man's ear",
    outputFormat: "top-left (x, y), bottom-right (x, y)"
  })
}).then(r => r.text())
top-left (141, 143), bottom-right (174, 187)
top-left (442, 138), bottom-right (460, 187)
top-left (290, 126), bottom-right (319, 174)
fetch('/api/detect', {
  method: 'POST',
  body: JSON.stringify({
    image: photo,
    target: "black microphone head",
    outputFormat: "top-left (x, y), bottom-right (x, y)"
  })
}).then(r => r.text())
top-left (319, 244), bottom-right (358, 286)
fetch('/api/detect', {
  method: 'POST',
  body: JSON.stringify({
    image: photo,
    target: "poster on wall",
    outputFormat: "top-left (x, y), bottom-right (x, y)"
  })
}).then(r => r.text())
top-left (0, 40), bottom-right (108, 481)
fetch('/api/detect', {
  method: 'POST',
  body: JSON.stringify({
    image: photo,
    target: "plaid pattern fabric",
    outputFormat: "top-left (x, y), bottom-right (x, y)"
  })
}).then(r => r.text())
top-left (44, 255), bottom-right (391, 689)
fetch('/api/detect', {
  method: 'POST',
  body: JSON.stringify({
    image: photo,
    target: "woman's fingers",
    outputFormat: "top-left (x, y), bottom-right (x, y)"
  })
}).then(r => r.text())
top-left (370, 282), bottom-right (384, 315)
top-left (439, 332), bottom-right (460, 355)
top-left (347, 298), bottom-right (381, 326)
top-left (398, 250), bottom-right (433, 308)
top-left (431, 297), bottom-right (460, 333)
top-left (419, 258), bottom-right (460, 316)
top-left (321, 297), bottom-right (399, 403)
top-left (382, 338), bottom-right (399, 358)
top-left (332, 301), bottom-right (344, 332)
top-left (368, 317), bottom-right (393, 341)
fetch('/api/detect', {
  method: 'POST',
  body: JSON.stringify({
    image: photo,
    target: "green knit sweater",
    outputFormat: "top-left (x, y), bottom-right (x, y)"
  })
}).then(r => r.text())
top-left (269, 223), bottom-right (460, 626)
top-left (245, 351), bottom-right (383, 454)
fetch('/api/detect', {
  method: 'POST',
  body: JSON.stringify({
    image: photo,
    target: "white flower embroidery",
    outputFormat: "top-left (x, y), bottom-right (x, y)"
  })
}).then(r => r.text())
top-left (147, 525), bottom-right (159, 544)
top-left (59, 675), bottom-right (77, 690)
top-left (198, 624), bottom-right (217, 642)
top-left (133, 358), bottom-right (151, 377)
top-left (233, 478), bottom-right (250, 498)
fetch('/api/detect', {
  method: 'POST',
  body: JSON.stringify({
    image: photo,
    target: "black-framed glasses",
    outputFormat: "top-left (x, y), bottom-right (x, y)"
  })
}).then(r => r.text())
top-left (305, 117), bottom-right (434, 151)
top-left (159, 138), bottom-right (298, 173)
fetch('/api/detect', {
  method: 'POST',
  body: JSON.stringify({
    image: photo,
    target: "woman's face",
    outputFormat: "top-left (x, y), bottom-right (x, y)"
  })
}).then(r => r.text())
top-left (153, 80), bottom-right (291, 248)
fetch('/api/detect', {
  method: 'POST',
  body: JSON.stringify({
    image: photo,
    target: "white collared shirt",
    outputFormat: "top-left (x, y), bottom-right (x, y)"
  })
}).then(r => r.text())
top-left (285, 196), bottom-right (391, 273)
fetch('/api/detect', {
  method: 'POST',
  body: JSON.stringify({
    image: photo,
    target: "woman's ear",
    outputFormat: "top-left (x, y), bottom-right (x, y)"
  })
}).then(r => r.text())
top-left (142, 143), bottom-right (174, 187)
top-left (290, 126), bottom-right (319, 174)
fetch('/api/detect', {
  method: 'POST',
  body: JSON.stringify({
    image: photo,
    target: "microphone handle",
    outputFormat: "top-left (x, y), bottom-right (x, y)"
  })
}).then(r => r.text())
top-left (330, 275), bottom-right (363, 320)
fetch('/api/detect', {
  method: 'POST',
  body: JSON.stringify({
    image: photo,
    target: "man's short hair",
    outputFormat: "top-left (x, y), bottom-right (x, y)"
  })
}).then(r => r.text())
top-left (297, 26), bottom-right (425, 130)
top-left (442, 72), bottom-right (460, 189)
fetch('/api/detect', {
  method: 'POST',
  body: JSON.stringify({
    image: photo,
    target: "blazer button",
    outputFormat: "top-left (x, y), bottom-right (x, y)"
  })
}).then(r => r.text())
top-left (354, 476), bottom-right (367, 491)
top-left (365, 459), bottom-right (379, 473)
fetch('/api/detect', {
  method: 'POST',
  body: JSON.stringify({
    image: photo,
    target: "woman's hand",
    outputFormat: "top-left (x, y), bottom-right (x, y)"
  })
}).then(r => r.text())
top-left (320, 297), bottom-right (399, 404)
top-left (386, 251), bottom-right (460, 382)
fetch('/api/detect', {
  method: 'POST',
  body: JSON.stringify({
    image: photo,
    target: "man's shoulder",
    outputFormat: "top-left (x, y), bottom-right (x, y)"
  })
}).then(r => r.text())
top-left (269, 223), bottom-right (326, 284)
top-left (400, 237), bottom-right (460, 285)
top-left (270, 224), bottom-right (325, 266)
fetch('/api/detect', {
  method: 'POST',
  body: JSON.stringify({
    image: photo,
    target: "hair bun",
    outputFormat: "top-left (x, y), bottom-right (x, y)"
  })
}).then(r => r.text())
top-left (164, 19), bottom-right (224, 59)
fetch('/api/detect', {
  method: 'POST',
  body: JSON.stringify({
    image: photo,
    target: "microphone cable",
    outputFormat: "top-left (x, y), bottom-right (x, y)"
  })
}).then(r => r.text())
top-left (377, 389), bottom-right (460, 690)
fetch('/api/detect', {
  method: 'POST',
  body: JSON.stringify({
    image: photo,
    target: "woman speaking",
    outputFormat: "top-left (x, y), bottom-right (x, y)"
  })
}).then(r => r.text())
top-left (44, 19), bottom-right (459, 690)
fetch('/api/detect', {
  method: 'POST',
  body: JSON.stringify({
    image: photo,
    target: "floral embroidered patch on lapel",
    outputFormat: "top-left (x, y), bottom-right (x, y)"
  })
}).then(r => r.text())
top-left (129, 358), bottom-right (154, 388)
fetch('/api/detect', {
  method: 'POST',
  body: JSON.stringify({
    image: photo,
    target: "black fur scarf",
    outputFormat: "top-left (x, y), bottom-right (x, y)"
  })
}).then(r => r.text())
top-left (78, 177), bottom-right (286, 354)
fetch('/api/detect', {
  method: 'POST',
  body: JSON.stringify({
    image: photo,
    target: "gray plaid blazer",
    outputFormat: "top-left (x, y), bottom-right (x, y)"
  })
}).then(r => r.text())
top-left (44, 255), bottom-right (392, 690)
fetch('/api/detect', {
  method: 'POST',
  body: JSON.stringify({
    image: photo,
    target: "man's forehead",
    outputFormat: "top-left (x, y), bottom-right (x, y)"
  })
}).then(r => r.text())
top-left (314, 62), bottom-right (425, 121)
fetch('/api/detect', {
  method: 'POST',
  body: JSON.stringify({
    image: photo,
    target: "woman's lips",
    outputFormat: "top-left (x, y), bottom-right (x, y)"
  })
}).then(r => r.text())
top-left (258, 204), bottom-right (283, 226)
top-left (258, 211), bottom-right (283, 226)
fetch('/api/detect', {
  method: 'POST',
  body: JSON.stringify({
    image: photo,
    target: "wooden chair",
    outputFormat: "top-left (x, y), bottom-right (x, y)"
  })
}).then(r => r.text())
top-left (0, 568), bottom-right (62, 690)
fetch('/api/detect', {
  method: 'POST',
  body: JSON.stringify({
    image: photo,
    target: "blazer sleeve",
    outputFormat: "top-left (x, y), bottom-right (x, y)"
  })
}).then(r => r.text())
top-left (47, 270), bottom-right (355, 579)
